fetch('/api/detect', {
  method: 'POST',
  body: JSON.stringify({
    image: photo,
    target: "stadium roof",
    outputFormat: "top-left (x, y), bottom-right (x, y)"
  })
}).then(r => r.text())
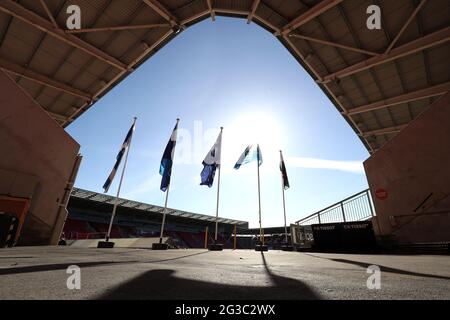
top-left (71, 187), bottom-right (249, 226)
top-left (0, 0), bottom-right (449, 153)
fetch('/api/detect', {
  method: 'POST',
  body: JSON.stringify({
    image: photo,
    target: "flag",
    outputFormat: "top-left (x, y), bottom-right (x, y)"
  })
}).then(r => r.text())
top-left (256, 144), bottom-right (263, 166)
top-left (103, 122), bottom-right (136, 193)
top-left (234, 144), bottom-right (263, 169)
top-left (159, 120), bottom-right (179, 192)
top-left (200, 130), bottom-right (222, 187)
top-left (279, 151), bottom-right (290, 190)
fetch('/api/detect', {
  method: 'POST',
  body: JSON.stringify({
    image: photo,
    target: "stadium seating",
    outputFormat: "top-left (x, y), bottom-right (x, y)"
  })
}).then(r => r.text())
top-left (63, 218), bottom-right (236, 248)
top-left (177, 231), bottom-right (202, 248)
top-left (90, 222), bottom-right (121, 238)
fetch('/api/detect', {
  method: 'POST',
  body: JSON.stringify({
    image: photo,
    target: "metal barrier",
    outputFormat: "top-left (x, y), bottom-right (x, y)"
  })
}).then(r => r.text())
top-left (296, 189), bottom-right (375, 226)
top-left (66, 232), bottom-right (107, 240)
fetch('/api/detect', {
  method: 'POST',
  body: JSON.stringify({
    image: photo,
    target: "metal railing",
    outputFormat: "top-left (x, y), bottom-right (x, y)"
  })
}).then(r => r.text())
top-left (296, 189), bottom-right (375, 226)
top-left (65, 231), bottom-right (107, 240)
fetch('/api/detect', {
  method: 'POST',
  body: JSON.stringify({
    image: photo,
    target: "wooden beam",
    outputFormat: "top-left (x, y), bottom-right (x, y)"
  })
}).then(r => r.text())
top-left (38, 0), bottom-right (58, 29)
top-left (289, 33), bottom-right (379, 56)
top-left (65, 23), bottom-right (171, 34)
top-left (0, 57), bottom-right (92, 100)
top-left (247, 0), bottom-right (260, 24)
top-left (322, 26), bottom-right (450, 83)
top-left (347, 82), bottom-right (450, 116)
top-left (0, 0), bottom-right (128, 71)
top-left (385, 0), bottom-right (428, 54)
top-left (277, 0), bottom-right (343, 36)
top-left (206, 0), bottom-right (215, 21)
top-left (142, 0), bottom-right (181, 27)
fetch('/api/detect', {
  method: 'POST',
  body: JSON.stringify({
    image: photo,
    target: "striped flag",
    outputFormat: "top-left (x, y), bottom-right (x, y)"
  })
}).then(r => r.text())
top-left (160, 120), bottom-right (179, 192)
top-left (103, 122), bottom-right (136, 193)
top-left (234, 144), bottom-right (263, 169)
top-left (200, 130), bottom-right (222, 187)
top-left (279, 151), bottom-right (290, 190)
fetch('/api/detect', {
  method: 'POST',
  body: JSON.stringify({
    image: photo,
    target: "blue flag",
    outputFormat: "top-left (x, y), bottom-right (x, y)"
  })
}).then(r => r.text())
top-left (103, 121), bottom-right (135, 193)
top-left (234, 144), bottom-right (262, 169)
top-left (200, 130), bottom-right (222, 187)
top-left (160, 120), bottom-right (179, 192)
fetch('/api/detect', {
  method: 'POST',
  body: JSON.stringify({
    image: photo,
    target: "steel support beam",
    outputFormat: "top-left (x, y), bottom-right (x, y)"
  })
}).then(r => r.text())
top-left (0, 57), bottom-right (92, 100)
top-left (213, 7), bottom-right (280, 33)
top-left (289, 33), bottom-right (379, 56)
top-left (47, 111), bottom-right (68, 122)
top-left (385, 0), bottom-right (428, 54)
top-left (282, 34), bottom-right (374, 153)
top-left (206, 0), bottom-right (215, 21)
top-left (213, 8), bottom-right (248, 16)
top-left (276, 0), bottom-right (343, 36)
top-left (347, 81), bottom-right (450, 116)
top-left (323, 26), bottom-right (450, 83)
top-left (247, 0), bottom-right (260, 24)
top-left (142, 0), bottom-right (180, 27)
top-left (359, 124), bottom-right (408, 137)
top-left (65, 23), bottom-right (171, 34)
top-left (38, 0), bottom-right (58, 29)
top-left (180, 10), bottom-right (209, 25)
top-left (62, 29), bottom-right (175, 126)
top-left (0, 0), bottom-right (128, 71)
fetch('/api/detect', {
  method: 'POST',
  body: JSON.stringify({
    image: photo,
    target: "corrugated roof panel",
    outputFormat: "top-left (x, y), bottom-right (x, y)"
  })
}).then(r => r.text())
top-left (174, 0), bottom-right (208, 21)
top-left (0, 0), bottom-right (447, 153)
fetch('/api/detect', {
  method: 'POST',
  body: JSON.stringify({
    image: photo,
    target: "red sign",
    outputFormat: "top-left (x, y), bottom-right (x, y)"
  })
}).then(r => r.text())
top-left (375, 188), bottom-right (388, 200)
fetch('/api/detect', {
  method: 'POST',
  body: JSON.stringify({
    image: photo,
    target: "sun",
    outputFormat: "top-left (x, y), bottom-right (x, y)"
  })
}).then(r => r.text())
top-left (222, 111), bottom-right (284, 167)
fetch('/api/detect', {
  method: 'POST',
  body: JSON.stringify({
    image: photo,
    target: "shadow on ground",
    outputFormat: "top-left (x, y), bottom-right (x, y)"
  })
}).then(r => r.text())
top-left (305, 253), bottom-right (450, 280)
top-left (0, 251), bottom-right (210, 276)
top-left (98, 252), bottom-right (320, 300)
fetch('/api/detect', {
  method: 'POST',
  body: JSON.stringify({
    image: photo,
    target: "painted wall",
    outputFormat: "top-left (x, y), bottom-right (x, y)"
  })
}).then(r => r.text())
top-left (364, 93), bottom-right (450, 244)
top-left (0, 71), bottom-right (80, 245)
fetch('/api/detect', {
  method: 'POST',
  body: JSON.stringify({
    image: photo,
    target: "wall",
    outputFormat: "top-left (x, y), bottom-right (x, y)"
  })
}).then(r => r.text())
top-left (364, 93), bottom-right (450, 244)
top-left (0, 71), bottom-right (80, 245)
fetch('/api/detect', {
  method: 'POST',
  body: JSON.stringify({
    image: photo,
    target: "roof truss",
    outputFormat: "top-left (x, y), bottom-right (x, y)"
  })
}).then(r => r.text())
top-left (0, 0), bottom-right (128, 71)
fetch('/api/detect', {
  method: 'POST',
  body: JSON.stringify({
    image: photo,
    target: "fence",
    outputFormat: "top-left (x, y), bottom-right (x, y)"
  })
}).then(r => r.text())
top-left (65, 231), bottom-right (107, 240)
top-left (296, 189), bottom-right (375, 226)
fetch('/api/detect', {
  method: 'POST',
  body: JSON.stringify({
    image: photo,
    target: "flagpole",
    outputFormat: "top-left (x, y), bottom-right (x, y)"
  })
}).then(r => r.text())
top-left (280, 150), bottom-right (288, 244)
top-left (214, 127), bottom-right (223, 242)
top-left (158, 118), bottom-right (179, 244)
top-left (105, 117), bottom-right (137, 242)
top-left (257, 144), bottom-right (262, 246)
top-left (159, 183), bottom-right (170, 244)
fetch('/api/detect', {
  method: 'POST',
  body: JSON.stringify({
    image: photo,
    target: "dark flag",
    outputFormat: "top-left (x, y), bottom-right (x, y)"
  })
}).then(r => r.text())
top-left (159, 120), bottom-right (179, 192)
top-left (256, 144), bottom-right (263, 166)
top-left (279, 151), bottom-right (290, 190)
top-left (103, 122), bottom-right (136, 193)
top-left (200, 130), bottom-right (222, 187)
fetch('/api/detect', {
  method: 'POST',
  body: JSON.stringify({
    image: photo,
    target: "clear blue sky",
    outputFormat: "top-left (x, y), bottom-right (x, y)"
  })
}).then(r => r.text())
top-left (66, 17), bottom-right (370, 228)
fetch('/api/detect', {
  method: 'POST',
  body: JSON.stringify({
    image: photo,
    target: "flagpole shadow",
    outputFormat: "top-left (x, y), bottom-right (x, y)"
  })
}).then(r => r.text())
top-left (97, 252), bottom-right (320, 300)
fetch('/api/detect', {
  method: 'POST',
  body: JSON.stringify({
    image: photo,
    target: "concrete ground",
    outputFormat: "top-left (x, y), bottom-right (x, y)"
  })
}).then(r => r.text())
top-left (0, 246), bottom-right (448, 300)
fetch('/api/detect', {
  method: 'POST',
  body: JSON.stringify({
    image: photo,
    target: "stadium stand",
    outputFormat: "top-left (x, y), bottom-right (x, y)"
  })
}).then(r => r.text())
top-left (64, 188), bottom-right (249, 248)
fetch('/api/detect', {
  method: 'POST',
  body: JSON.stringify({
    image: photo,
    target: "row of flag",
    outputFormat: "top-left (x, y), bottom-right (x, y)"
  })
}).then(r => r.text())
top-left (102, 118), bottom-right (291, 244)
top-left (103, 119), bottom-right (290, 194)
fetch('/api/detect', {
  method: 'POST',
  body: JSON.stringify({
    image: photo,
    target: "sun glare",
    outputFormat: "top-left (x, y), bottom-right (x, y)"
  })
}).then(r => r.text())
top-left (222, 111), bottom-right (284, 168)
